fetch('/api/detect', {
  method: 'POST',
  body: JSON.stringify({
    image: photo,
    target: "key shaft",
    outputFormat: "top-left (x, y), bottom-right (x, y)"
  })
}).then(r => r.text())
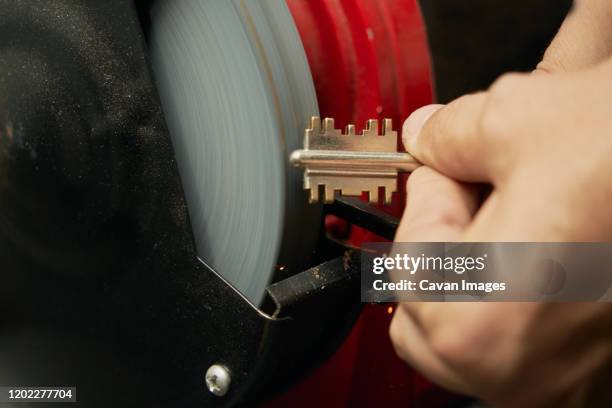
top-left (290, 149), bottom-right (420, 173)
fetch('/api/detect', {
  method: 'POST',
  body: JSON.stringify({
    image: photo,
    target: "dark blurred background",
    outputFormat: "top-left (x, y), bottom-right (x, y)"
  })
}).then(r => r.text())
top-left (420, 0), bottom-right (574, 103)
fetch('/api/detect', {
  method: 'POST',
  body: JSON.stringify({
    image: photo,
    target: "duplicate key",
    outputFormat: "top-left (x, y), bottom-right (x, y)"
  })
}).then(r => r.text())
top-left (289, 116), bottom-right (421, 204)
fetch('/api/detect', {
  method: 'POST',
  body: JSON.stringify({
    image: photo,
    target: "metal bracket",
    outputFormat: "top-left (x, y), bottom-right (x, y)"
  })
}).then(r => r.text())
top-left (325, 196), bottom-right (400, 240)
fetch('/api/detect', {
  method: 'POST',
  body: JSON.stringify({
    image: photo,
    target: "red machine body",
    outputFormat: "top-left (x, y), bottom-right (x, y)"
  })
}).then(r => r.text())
top-left (266, 1), bottom-right (455, 406)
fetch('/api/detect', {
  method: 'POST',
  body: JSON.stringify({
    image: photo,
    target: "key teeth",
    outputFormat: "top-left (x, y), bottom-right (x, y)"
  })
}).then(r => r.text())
top-left (383, 119), bottom-right (393, 136)
top-left (367, 187), bottom-right (394, 205)
top-left (346, 124), bottom-right (356, 136)
top-left (306, 181), bottom-right (397, 204)
top-left (324, 186), bottom-right (335, 203)
top-left (309, 191), bottom-right (318, 203)
top-left (369, 188), bottom-right (379, 203)
top-left (308, 116), bottom-right (321, 133)
top-left (308, 184), bottom-right (320, 203)
top-left (364, 119), bottom-right (378, 136)
top-left (384, 188), bottom-right (393, 205)
top-left (309, 116), bottom-right (396, 138)
top-left (303, 174), bottom-right (310, 189)
top-left (369, 186), bottom-right (396, 205)
top-left (323, 117), bottom-right (335, 133)
top-left (306, 183), bottom-right (337, 203)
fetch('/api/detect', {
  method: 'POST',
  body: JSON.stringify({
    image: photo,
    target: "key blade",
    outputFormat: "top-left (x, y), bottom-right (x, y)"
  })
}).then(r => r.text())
top-left (294, 116), bottom-right (420, 204)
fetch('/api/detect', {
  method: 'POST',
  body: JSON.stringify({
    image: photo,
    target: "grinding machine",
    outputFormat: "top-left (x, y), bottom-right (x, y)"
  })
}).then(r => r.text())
top-left (0, 1), bottom-right (434, 406)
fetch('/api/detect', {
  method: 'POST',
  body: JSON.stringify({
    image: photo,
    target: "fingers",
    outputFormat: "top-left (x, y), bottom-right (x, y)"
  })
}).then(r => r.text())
top-left (395, 166), bottom-right (480, 242)
top-left (403, 94), bottom-right (494, 182)
top-left (536, 0), bottom-right (612, 74)
top-left (389, 306), bottom-right (470, 394)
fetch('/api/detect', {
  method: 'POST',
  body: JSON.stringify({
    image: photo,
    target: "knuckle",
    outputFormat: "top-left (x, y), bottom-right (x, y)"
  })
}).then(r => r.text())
top-left (406, 186), bottom-right (468, 229)
top-left (440, 93), bottom-right (486, 149)
top-left (479, 76), bottom-right (521, 141)
top-left (487, 73), bottom-right (526, 116)
top-left (476, 72), bottom-right (536, 175)
top-left (478, 102), bottom-right (508, 142)
top-left (535, 58), bottom-right (564, 75)
top-left (429, 327), bottom-right (474, 368)
top-left (413, 209), bottom-right (465, 232)
top-left (398, 301), bottom-right (419, 318)
top-left (490, 72), bottom-right (527, 95)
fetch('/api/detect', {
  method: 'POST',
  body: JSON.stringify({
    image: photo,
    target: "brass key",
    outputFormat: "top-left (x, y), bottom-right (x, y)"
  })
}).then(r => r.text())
top-left (290, 116), bottom-right (421, 204)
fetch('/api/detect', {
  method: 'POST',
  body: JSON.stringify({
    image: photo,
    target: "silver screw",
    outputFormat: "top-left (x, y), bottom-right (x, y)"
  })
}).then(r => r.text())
top-left (205, 364), bottom-right (231, 397)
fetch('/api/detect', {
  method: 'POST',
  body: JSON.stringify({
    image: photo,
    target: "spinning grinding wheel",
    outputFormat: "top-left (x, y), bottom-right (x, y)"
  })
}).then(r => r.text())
top-left (149, 0), bottom-right (321, 305)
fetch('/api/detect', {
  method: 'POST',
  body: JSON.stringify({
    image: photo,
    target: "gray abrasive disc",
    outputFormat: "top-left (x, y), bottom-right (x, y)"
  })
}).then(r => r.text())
top-left (149, 0), bottom-right (321, 305)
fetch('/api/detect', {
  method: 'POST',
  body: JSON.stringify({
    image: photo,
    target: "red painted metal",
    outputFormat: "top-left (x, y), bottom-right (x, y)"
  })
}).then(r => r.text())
top-left (264, 1), bottom-right (451, 406)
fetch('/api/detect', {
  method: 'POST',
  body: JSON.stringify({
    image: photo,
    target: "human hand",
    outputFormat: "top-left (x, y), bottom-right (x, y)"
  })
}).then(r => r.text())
top-left (390, 0), bottom-right (612, 406)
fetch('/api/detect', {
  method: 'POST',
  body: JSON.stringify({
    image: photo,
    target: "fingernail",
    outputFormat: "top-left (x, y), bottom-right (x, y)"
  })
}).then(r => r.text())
top-left (402, 104), bottom-right (444, 151)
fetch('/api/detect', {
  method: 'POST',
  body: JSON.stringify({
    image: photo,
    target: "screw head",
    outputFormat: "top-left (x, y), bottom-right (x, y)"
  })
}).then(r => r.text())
top-left (205, 364), bottom-right (231, 397)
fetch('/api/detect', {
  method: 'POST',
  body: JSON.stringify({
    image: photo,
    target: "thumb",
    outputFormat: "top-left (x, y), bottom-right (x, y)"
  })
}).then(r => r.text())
top-left (402, 93), bottom-right (495, 182)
